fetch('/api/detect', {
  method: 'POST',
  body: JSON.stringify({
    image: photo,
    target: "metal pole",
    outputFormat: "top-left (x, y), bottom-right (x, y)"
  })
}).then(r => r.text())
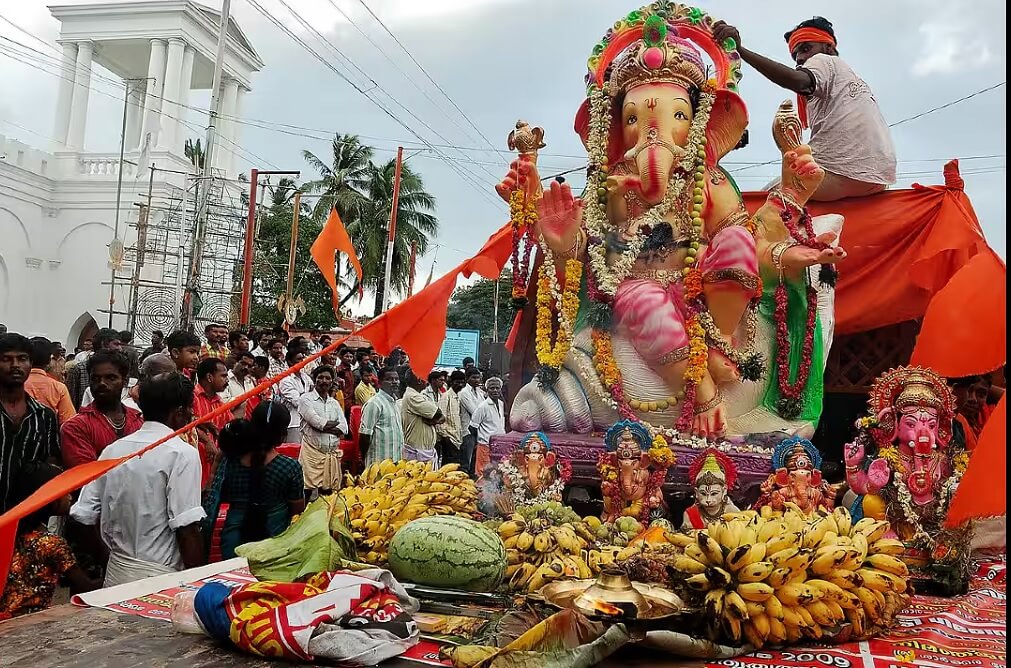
top-left (493, 273), bottom-right (500, 343)
top-left (183, 0), bottom-right (231, 328)
top-left (108, 81), bottom-right (132, 327)
top-left (381, 146), bottom-right (404, 311)
top-left (128, 165), bottom-right (156, 332)
top-left (407, 240), bottom-right (417, 297)
top-left (175, 174), bottom-right (188, 329)
top-left (240, 168), bottom-right (258, 326)
top-left (286, 192), bottom-right (302, 300)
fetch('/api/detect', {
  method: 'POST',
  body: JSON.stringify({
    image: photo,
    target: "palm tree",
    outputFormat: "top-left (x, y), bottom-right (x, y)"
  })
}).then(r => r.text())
top-left (348, 159), bottom-right (438, 316)
top-left (301, 133), bottom-right (373, 223)
top-left (184, 138), bottom-right (204, 171)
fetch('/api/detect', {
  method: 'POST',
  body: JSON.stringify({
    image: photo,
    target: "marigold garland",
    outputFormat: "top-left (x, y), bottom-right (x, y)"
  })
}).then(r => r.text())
top-left (509, 189), bottom-right (538, 306)
top-left (535, 258), bottom-right (583, 382)
top-left (648, 435), bottom-right (676, 468)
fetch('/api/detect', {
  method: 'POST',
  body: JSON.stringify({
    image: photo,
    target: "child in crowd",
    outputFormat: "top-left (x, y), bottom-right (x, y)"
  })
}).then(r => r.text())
top-left (0, 463), bottom-right (99, 619)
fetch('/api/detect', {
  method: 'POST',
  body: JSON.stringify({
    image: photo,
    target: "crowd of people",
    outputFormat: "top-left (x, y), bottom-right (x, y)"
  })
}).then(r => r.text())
top-left (0, 323), bottom-right (508, 619)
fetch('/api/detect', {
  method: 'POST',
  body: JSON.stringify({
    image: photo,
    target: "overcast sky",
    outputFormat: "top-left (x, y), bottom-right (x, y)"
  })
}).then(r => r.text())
top-left (1, 0), bottom-right (1005, 313)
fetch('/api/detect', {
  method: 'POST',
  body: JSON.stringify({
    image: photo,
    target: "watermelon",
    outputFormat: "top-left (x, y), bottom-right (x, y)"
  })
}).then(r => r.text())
top-left (388, 516), bottom-right (506, 592)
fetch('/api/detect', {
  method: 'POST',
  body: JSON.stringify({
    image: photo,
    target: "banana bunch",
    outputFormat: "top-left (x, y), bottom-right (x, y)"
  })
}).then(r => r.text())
top-left (499, 513), bottom-right (597, 592)
top-left (675, 506), bottom-right (911, 648)
top-left (339, 460), bottom-right (478, 563)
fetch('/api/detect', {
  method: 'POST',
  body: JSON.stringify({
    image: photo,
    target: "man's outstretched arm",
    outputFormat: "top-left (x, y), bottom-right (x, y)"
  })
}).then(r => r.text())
top-left (713, 21), bottom-right (814, 95)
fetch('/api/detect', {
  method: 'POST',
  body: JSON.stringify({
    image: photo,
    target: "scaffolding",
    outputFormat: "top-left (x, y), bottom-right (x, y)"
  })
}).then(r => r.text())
top-left (109, 173), bottom-right (248, 342)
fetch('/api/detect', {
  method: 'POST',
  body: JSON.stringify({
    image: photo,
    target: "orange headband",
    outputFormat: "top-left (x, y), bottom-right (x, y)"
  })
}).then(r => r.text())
top-left (787, 27), bottom-right (836, 55)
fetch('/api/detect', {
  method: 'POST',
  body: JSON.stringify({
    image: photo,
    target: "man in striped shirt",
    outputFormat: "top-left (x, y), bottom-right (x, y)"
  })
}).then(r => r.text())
top-left (1, 333), bottom-right (61, 514)
top-left (359, 367), bottom-right (405, 466)
top-left (199, 323), bottom-right (229, 361)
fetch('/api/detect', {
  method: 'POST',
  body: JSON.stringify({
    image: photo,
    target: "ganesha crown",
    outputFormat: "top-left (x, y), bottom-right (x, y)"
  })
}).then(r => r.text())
top-left (608, 37), bottom-right (707, 96)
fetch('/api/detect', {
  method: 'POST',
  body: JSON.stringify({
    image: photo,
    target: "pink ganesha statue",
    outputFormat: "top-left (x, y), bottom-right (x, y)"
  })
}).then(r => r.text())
top-left (753, 435), bottom-right (835, 515)
top-left (496, 432), bottom-right (571, 509)
top-left (500, 3), bottom-right (846, 443)
top-left (844, 367), bottom-right (973, 595)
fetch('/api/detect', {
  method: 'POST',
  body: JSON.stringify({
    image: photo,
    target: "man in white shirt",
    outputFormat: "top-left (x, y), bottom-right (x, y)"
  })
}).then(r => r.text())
top-left (298, 365), bottom-right (348, 497)
top-left (278, 349), bottom-right (312, 443)
top-left (222, 351), bottom-right (256, 418)
top-left (713, 17), bottom-right (895, 202)
top-left (457, 367), bottom-right (486, 476)
top-left (71, 372), bottom-right (206, 587)
top-left (468, 376), bottom-right (505, 478)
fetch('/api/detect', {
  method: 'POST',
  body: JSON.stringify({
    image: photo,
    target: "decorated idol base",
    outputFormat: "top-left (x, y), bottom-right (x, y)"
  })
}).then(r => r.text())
top-left (490, 431), bottom-right (773, 503)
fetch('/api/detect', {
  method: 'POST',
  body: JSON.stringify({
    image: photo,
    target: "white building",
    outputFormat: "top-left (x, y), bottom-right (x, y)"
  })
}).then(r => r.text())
top-left (0, 0), bottom-right (262, 348)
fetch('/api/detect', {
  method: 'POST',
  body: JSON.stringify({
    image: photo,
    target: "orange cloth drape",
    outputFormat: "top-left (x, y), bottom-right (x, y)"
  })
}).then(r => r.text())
top-left (0, 221), bottom-right (514, 589)
top-left (946, 395), bottom-right (1005, 526)
top-left (742, 161), bottom-right (990, 336)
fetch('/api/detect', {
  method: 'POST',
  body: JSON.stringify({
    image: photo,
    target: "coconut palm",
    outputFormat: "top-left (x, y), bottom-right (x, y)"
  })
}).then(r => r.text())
top-left (348, 159), bottom-right (438, 316)
top-left (301, 133), bottom-right (373, 223)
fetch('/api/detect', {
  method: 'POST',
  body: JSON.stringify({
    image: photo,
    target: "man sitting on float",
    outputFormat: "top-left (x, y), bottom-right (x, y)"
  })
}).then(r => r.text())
top-left (713, 17), bottom-right (896, 201)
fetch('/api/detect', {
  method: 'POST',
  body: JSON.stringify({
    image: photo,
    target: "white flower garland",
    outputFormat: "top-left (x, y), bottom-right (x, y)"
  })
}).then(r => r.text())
top-left (539, 242), bottom-right (577, 340)
top-left (497, 459), bottom-right (567, 507)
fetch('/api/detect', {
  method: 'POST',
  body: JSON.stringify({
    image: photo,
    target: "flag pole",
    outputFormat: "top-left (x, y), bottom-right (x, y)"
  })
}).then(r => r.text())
top-left (382, 146), bottom-right (404, 312)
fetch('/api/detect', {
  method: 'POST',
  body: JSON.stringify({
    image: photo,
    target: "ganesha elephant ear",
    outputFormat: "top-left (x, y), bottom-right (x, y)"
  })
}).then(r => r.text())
top-left (705, 89), bottom-right (748, 163)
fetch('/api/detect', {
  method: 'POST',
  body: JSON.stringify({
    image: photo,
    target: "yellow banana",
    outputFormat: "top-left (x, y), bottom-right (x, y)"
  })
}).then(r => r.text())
top-left (806, 579), bottom-right (849, 605)
top-left (738, 561), bottom-right (775, 583)
top-left (795, 605), bottom-right (816, 629)
top-left (806, 600), bottom-right (839, 626)
top-left (769, 546), bottom-right (800, 568)
top-left (757, 518), bottom-right (784, 543)
top-left (751, 611), bottom-right (772, 640)
top-left (743, 620), bottom-right (766, 649)
top-left (833, 506), bottom-right (852, 537)
top-left (533, 532), bottom-right (555, 553)
top-left (865, 554), bottom-right (910, 577)
top-left (673, 555), bottom-right (708, 575)
top-left (767, 567), bottom-right (793, 588)
top-left (846, 606), bottom-right (866, 636)
top-left (853, 586), bottom-right (882, 619)
top-left (745, 601), bottom-right (766, 618)
top-left (497, 520), bottom-right (526, 539)
top-left (723, 614), bottom-right (742, 642)
top-left (686, 573), bottom-right (713, 592)
top-left (783, 548), bottom-right (814, 571)
top-left (708, 566), bottom-right (733, 589)
top-left (826, 568), bottom-right (863, 589)
top-left (698, 531), bottom-right (726, 566)
top-left (764, 592), bottom-right (785, 620)
top-left (776, 583), bottom-right (815, 606)
top-left (810, 546), bottom-right (848, 575)
top-left (704, 588), bottom-right (726, 618)
top-left (725, 590), bottom-right (750, 620)
top-left (665, 531), bottom-right (693, 548)
top-left (857, 568), bottom-right (905, 593)
top-left (768, 616), bottom-right (788, 643)
top-left (509, 563), bottom-right (536, 590)
top-left (738, 582), bottom-right (775, 602)
top-left (765, 531), bottom-right (802, 555)
top-left (823, 598), bottom-right (846, 622)
top-left (869, 538), bottom-right (905, 555)
top-left (780, 602), bottom-right (806, 628)
top-left (684, 542), bottom-right (710, 566)
top-left (503, 535), bottom-right (519, 550)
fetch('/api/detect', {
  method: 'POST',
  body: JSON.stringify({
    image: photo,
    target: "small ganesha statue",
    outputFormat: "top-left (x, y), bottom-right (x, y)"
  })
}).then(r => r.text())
top-left (844, 366), bottom-right (972, 595)
top-left (598, 420), bottom-right (675, 524)
top-left (683, 448), bottom-right (740, 530)
top-left (754, 435), bottom-right (835, 515)
top-left (497, 432), bottom-right (571, 509)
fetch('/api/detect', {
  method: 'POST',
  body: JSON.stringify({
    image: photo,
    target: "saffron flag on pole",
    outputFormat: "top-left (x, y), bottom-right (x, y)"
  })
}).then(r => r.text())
top-left (311, 208), bottom-right (363, 313)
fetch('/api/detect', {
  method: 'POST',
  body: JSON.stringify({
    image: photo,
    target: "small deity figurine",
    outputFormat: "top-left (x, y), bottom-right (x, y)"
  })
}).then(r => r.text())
top-left (598, 420), bottom-right (675, 524)
top-left (683, 448), bottom-right (740, 530)
top-left (754, 435), bottom-right (835, 515)
top-left (496, 432), bottom-right (571, 509)
top-left (844, 367), bottom-right (972, 595)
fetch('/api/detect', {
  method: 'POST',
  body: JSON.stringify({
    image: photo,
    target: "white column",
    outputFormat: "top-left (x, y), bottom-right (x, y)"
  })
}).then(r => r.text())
top-left (176, 45), bottom-right (194, 142)
top-left (214, 77), bottom-right (239, 173)
top-left (52, 42), bottom-right (78, 148)
top-left (224, 85), bottom-right (245, 174)
top-left (140, 39), bottom-right (167, 153)
top-left (157, 38), bottom-right (186, 152)
top-left (66, 40), bottom-right (93, 150)
top-left (125, 79), bottom-right (144, 151)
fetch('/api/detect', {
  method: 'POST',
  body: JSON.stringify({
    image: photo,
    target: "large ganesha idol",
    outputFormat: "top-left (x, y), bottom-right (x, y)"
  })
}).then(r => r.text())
top-left (844, 367), bottom-right (973, 595)
top-left (502, 4), bottom-right (845, 443)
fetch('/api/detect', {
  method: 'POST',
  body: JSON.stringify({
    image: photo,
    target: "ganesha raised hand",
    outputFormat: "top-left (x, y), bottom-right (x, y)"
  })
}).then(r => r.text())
top-left (496, 156), bottom-right (584, 258)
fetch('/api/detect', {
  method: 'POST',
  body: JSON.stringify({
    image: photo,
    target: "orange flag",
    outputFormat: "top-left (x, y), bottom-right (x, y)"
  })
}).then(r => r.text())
top-left (945, 395), bottom-right (1005, 526)
top-left (311, 208), bottom-right (363, 313)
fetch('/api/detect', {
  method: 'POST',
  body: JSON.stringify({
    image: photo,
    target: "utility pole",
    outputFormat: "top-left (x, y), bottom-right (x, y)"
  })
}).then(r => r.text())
top-left (407, 240), bottom-right (417, 297)
top-left (279, 192), bottom-right (302, 332)
top-left (127, 165), bottom-right (156, 332)
top-left (239, 168), bottom-right (299, 327)
top-left (182, 0), bottom-right (230, 329)
top-left (493, 273), bottom-right (500, 343)
top-left (380, 146), bottom-right (404, 313)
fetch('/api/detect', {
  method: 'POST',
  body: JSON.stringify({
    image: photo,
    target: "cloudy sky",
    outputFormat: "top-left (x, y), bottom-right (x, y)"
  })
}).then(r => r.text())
top-left (1, 0), bottom-right (1005, 312)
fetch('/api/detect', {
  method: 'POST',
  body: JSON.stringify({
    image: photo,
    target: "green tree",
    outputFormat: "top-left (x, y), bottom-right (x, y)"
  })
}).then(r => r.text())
top-left (301, 133), bottom-right (373, 223)
top-left (445, 270), bottom-right (512, 344)
top-left (237, 178), bottom-right (353, 329)
top-left (349, 159), bottom-right (438, 316)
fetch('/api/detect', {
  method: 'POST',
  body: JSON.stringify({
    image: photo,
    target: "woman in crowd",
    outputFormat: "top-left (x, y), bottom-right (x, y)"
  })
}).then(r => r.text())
top-left (203, 402), bottom-right (305, 559)
top-left (0, 463), bottom-right (99, 619)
